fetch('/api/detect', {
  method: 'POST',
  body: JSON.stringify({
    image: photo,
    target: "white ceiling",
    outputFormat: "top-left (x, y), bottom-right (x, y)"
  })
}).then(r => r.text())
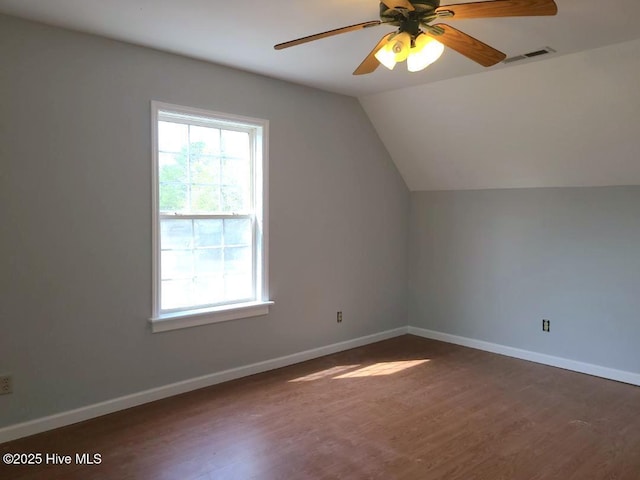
top-left (1, 0), bottom-right (640, 97)
top-left (2, 0), bottom-right (640, 191)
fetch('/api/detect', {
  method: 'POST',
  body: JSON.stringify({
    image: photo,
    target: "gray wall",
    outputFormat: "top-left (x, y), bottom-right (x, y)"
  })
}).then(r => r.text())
top-left (409, 187), bottom-right (640, 373)
top-left (0, 15), bottom-right (409, 427)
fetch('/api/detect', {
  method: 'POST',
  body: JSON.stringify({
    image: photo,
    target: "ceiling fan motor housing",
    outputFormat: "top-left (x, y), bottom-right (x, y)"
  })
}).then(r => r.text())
top-left (380, 0), bottom-right (441, 34)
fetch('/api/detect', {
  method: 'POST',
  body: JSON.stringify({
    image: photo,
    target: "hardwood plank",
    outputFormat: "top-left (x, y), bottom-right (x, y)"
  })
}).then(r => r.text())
top-left (1, 335), bottom-right (639, 479)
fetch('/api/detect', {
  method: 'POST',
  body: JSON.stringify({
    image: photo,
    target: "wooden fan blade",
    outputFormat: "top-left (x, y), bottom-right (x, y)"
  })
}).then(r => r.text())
top-left (353, 33), bottom-right (395, 76)
top-left (436, 0), bottom-right (557, 19)
top-left (274, 21), bottom-right (381, 50)
top-left (382, 0), bottom-right (416, 11)
top-left (429, 24), bottom-right (506, 67)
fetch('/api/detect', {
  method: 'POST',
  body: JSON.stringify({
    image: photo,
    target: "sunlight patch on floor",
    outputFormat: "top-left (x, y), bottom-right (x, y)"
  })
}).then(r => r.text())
top-left (289, 365), bottom-right (360, 382)
top-left (289, 360), bottom-right (431, 382)
top-left (333, 360), bottom-right (430, 378)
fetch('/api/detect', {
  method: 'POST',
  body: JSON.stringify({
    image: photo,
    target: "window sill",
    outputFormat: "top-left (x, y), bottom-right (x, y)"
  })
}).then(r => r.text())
top-left (149, 301), bottom-right (274, 333)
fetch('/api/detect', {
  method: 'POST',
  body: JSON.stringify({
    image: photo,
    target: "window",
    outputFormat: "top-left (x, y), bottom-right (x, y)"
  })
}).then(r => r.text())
top-left (150, 102), bottom-right (271, 332)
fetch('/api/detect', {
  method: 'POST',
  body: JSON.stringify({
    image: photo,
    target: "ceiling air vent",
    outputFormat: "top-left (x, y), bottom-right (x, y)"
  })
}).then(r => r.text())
top-left (503, 47), bottom-right (556, 64)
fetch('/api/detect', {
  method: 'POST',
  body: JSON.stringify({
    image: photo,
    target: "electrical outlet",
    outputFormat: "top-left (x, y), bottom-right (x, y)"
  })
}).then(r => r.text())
top-left (542, 319), bottom-right (550, 333)
top-left (337, 311), bottom-right (343, 323)
top-left (0, 374), bottom-right (12, 395)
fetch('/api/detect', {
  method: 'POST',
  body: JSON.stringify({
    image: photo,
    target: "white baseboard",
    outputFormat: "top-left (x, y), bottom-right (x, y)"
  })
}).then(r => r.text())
top-left (408, 326), bottom-right (640, 387)
top-left (0, 327), bottom-right (408, 444)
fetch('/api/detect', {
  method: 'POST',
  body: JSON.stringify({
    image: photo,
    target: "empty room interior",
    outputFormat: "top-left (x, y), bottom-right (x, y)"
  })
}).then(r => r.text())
top-left (1, 0), bottom-right (640, 478)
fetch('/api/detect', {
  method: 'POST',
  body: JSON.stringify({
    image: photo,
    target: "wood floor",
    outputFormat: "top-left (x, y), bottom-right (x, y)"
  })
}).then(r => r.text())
top-left (2, 335), bottom-right (640, 480)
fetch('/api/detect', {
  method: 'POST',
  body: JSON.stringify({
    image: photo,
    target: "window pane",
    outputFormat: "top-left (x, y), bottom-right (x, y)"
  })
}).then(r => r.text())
top-left (224, 219), bottom-right (251, 246)
top-left (221, 158), bottom-right (249, 186)
top-left (191, 185), bottom-right (218, 213)
top-left (195, 219), bottom-right (222, 247)
top-left (161, 220), bottom-right (193, 249)
top-left (190, 155), bottom-right (220, 185)
top-left (161, 279), bottom-right (193, 310)
top-left (159, 121), bottom-right (188, 153)
top-left (195, 249), bottom-right (223, 275)
top-left (161, 250), bottom-right (193, 279)
top-left (159, 183), bottom-right (187, 213)
top-left (221, 158), bottom-right (250, 212)
top-left (159, 152), bottom-right (187, 184)
top-left (221, 130), bottom-right (249, 158)
top-left (193, 276), bottom-right (224, 306)
top-left (225, 274), bottom-right (252, 301)
top-left (189, 126), bottom-right (220, 155)
top-left (224, 246), bottom-right (251, 274)
top-left (221, 185), bottom-right (245, 212)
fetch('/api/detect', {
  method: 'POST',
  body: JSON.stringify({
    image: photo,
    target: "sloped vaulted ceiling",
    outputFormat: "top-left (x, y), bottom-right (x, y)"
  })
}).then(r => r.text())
top-left (360, 37), bottom-right (640, 191)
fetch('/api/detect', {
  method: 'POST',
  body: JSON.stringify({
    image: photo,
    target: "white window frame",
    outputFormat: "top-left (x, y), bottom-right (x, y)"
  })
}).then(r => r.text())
top-left (149, 101), bottom-right (272, 333)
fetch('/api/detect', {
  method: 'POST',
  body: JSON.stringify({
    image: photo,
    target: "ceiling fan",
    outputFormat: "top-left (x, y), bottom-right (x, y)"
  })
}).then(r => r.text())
top-left (274, 0), bottom-right (558, 75)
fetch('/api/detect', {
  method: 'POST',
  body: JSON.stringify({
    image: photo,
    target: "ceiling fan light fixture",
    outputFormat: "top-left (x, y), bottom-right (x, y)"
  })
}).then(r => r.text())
top-left (374, 45), bottom-right (398, 70)
top-left (407, 34), bottom-right (445, 72)
top-left (391, 32), bottom-right (411, 62)
top-left (375, 31), bottom-right (411, 70)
